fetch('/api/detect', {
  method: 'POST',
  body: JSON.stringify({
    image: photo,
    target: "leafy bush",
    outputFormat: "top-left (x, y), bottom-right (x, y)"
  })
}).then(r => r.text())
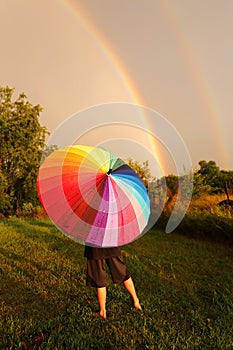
top-left (157, 205), bottom-right (233, 244)
top-left (15, 203), bottom-right (46, 218)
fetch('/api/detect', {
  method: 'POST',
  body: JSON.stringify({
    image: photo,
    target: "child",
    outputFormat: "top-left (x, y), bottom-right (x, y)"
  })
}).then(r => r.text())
top-left (84, 245), bottom-right (142, 319)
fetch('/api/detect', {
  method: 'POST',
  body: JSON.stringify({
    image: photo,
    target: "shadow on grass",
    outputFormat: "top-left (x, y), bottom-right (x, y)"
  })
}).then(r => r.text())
top-left (1, 217), bottom-right (84, 261)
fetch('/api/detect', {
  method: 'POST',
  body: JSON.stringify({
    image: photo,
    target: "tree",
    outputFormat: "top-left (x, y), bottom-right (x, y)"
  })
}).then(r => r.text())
top-left (163, 174), bottom-right (179, 211)
top-left (191, 171), bottom-right (212, 199)
top-left (126, 158), bottom-right (155, 189)
top-left (0, 86), bottom-right (48, 215)
top-left (198, 160), bottom-right (220, 189)
top-left (198, 160), bottom-right (233, 199)
top-left (218, 170), bottom-right (233, 201)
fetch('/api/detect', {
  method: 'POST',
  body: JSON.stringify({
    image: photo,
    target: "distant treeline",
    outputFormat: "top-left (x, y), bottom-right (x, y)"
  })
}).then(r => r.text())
top-left (0, 86), bottom-right (232, 217)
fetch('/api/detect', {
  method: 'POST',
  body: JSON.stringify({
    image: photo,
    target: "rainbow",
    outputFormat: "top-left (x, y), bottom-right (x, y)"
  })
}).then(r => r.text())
top-left (57, 0), bottom-right (167, 175)
top-left (58, 0), bottom-right (229, 171)
top-left (157, 1), bottom-right (228, 168)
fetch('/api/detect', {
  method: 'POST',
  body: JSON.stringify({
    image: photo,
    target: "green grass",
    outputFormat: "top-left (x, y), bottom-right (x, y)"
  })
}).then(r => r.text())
top-left (0, 217), bottom-right (232, 349)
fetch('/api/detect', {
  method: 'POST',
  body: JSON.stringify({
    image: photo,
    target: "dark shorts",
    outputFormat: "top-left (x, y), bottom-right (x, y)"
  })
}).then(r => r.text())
top-left (86, 256), bottom-right (130, 288)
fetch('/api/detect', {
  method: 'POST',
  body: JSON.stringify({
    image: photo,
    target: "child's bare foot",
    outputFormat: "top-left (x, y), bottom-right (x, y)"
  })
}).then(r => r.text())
top-left (134, 299), bottom-right (142, 311)
top-left (99, 309), bottom-right (107, 319)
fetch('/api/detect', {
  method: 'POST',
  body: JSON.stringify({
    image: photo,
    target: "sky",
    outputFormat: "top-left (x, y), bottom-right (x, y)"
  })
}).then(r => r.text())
top-left (1, 0), bottom-right (232, 175)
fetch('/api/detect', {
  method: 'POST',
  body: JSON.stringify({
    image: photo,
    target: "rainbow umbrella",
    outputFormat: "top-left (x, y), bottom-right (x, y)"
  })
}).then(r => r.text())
top-left (37, 145), bottom-right (150, 247)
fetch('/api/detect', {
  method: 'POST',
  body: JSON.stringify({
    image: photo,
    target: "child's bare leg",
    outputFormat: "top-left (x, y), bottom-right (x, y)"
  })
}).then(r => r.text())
top-left (97, 287), bottom-right (107, 318)
top-left (123, 277), bottom-right (142, 310)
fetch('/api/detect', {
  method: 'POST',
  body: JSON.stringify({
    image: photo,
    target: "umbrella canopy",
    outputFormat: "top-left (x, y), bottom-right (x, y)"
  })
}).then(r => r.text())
top-left (37, 145), bottom-right (150, 247)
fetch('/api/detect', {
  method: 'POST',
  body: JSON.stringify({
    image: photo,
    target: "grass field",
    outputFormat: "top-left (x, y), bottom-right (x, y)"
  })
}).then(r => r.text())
top-left (0, 217), bottom-right (232, 349)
